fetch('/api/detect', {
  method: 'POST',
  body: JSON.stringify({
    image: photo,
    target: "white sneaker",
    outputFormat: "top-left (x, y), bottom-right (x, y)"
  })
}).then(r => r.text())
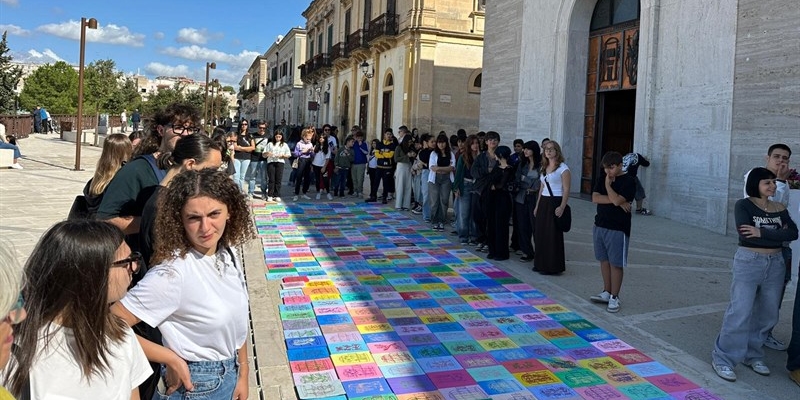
top-left (292, 195), bottom-right (299, 201)
top-left (267, 196), bottom-right (273, 202)
top-left (590, 291), bottom-right (611, 304)
top-left (744, 360), bottom-right (770, 376)
top-left (326, 193), bottom-right (333, 200)
top-left (302, 194), bottom-right (311, 200)
top-left (712, 364), bottom-right (736, 382)
top-left (606, 296), bottom-right (620, 313)
top-left (764, 333), bottom-right (788, 351)
top-left (9, 163), bottom-right (23, 170)
top-left (274, 197), bottom-right (282, 203)
top-left (315, 193), bottom-right (321, 200)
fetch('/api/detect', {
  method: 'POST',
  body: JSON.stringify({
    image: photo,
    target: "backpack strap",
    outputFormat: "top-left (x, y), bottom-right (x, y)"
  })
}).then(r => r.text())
top-left (137, 154), bottom-right (167, 182)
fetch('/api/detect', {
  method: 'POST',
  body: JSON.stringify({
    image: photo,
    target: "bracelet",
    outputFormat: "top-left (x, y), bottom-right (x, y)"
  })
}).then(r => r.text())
top-left (776, 179), bottom-right (786, 183)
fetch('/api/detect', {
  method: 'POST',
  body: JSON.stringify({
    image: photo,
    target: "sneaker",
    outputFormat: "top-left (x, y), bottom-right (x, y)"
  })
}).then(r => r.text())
top-left (423, 218), bottom-right (431, 223)
top-left (743, 361), bottom-right (770, 376)
top-left (365, 197), bottom-right (377, 203)
top-left (712, 364), bottom-right (737, 382)
top-left (460, 240), bottom-right (469, 245)
top-left (302, 194), bottom-right (311, 200)
top-left (387, 194), bottom-right (393, 201)
top-left (590, 291), bottom-right (611, 304)
top-left (606, 296), bottom-right (620, 313)
top-left (251, 193), bottom-right (261, 199)
top-left (381, 197), bottom-right (388, 204)
top-left (327, 193), bottom-right (333, 200)
top-left (411, 208), bottom-right (422, 215)
top-left (315, 193), bottom-right (321, 200)
top-left (520, 255), bottom-right (534, 262)
top-left (764, 333), bottom-right (788, 351)
top-left (274, 197), bottom-right (282, 203)
top-left (515, 250), bottom-right (524, 256)
top-left (468, 241), bottom-right (479, 246)
top-left (636, 208), bottom-right (652, 215)
top-left (292, 195), bottom-right (299, 201)
top-left (267, 196), bottom-right (273, 202)
top-left (10, 163), bottom-right (23, 170)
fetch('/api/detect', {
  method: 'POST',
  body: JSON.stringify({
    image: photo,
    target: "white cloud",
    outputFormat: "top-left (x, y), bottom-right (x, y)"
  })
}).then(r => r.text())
top-left (160, 45), bottom-right (260, 69)
top-left (41, 49), bottom-right (65, 62)
top-left (153, 32), bottom-right (165, 40)
top-left (36, 20), bottom-right (145, 47)
top-left (144, 62), bottom-right (191, 77)
top-left (176, 28), bottom-right (210, 45)
top-left (12, 48), bottom-right (65, 64)
top-left (143, 62), bottom-right (241, 88)
top-left (0, 0), bottom-right (19, 6)
top-left (0, 24), bottom-right (30, 36)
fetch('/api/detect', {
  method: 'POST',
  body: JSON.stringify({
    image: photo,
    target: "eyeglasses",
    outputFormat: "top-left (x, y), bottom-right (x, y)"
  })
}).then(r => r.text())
top-left (170, 125), bottom-right (200, 135)
top-left (544, 147), bottom-right (556, 152)
top-left (486, 138), bottom-right (499, 142)
top-left (112, 252), bottom-right (142, 275)
top-left (259, 126), bottom-right (267, 130)
top-left (4, 292), bottom-right (25, 324)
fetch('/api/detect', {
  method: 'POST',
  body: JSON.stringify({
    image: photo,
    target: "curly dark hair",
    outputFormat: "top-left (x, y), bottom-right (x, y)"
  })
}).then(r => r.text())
top-left (152, 169), bottom-right (256, 264)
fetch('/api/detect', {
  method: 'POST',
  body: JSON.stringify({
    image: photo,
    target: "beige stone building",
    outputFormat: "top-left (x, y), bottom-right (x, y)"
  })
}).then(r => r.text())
top-left (264, 28), bottom-right (308, 127)
top-left (300, 0), bottom-right (485, 138)
top-left (480, 0), bottom-right (799, 234)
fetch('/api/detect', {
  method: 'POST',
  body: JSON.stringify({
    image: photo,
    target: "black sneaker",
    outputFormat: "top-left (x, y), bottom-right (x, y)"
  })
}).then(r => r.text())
top-left (520, 255), bottom-right (534, 262)
top-left (381, 197), bottom-right (388, 204)
top-left (365, 197), bottom-right (378, 203)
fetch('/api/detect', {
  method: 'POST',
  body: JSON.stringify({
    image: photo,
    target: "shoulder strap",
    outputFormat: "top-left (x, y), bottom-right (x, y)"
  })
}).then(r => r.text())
top-left (137, 154), bottom-right (167, 182)
top-left (544, 175), bottom-right (555, 197)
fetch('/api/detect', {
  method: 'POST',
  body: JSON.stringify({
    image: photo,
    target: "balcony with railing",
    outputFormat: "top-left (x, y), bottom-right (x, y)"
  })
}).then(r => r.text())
top-left (346, 30), bottom-right (366, 54)
top-left (313, 53), bottom-right (331, 71)
top-left (366, 13), bottom-right (399, 42)
top-left (330, 42), bottom-right (345, 61)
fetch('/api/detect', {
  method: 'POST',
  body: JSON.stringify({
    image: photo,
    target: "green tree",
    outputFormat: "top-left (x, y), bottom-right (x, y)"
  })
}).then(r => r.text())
top-left (85, 59), bottom-right (123, 113)
top-left (0, 31), bottom-right (23, 114)
top-left (141, 84), bottom-right (184, 117)
top-left (105, 77), bottom-right (141, 114)
top-left (19, 61), bottom-right (78, 114)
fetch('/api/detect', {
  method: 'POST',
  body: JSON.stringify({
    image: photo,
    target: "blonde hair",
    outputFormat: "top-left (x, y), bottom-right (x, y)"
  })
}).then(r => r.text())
top-left (541, 140), bottom-right (566, 175)
top-left (0, 242), bottom-right (23, 317)
top-left (90, 134), bottom-right (133, 196)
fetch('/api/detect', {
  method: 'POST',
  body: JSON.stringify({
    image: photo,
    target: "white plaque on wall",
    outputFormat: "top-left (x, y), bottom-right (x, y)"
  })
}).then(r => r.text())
top-left (439, 95), bottom-right (451, 103)
top-left (421, 94), bottom-right (431, 101)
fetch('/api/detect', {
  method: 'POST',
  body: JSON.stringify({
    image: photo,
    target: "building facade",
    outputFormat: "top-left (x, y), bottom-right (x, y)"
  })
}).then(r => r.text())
top-left (264, 28), bottom-right (308, 128)
top-left (238, 56), bottom-right (268, 123)
top-left (480, 0), bottom-right (800, 234)
top-left (300, 0), bottom-right (485, 138)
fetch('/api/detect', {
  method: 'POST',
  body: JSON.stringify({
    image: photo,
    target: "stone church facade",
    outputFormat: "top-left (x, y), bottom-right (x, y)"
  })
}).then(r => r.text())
top-left (480, 0), bottom-right (799, 234)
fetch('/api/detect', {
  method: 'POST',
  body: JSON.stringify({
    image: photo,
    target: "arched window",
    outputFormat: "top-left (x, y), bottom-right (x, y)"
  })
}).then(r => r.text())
top-left (384, 73), bottom-right (394, 87)
top-left (361, 78), bottom-right (370, 93)
top-left (468, 69), bottom-right (482, 94)
top-left (591, 0), bottom-right (640, 31)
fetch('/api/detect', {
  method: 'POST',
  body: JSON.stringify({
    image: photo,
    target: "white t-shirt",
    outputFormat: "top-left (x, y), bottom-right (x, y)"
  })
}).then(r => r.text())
top-left (121, 248), bottom-right (248, 361)
top-left (427, 151), bottom-right (456, 183)
top-left (312, 147), bottom-right (331, 167)
top-left (265, 142), bottom-right (291, 164)
top-left (27, 325), bottom-right (151, 400)
top-left (541, 162), bottom-right (570, 196)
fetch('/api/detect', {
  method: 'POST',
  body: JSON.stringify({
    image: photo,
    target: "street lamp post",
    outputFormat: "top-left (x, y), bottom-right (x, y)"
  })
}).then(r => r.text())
top-left (204, 62), bottom-right (216, 129)
top-left (210, 79), bottom-right (219, 126)
top-left (74, 16), bottom-right (98, 171)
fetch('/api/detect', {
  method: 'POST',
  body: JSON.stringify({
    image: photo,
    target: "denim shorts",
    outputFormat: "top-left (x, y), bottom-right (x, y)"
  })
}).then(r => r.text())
top-left (154, 357), bottom-right (239, 400)
top-left (593, 226), bottom-right (629, 267)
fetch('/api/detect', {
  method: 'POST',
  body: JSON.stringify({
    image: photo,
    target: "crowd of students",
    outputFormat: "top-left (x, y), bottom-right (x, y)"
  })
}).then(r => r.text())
top-left (1, 103), bottom-right (255, 399)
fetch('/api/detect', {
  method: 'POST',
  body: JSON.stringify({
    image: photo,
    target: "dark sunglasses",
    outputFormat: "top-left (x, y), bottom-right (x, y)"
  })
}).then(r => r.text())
top-left (112, 252), bottom-right (142, 275)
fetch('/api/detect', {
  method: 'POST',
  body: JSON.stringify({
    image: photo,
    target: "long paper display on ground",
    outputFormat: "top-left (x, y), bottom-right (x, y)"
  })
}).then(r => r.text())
top-left (254, 201), bottom-right (719, 400)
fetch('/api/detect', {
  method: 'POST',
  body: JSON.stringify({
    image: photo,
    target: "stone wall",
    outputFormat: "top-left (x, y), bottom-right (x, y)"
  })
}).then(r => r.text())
top-left (726, 0), bottom-right (800, 234)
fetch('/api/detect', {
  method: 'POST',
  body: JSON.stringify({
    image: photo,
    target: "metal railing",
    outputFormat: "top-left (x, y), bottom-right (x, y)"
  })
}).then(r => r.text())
top-left (366, 13), bottom-right (399, 42)
top-left (346, 30), bottom-right (366, 54)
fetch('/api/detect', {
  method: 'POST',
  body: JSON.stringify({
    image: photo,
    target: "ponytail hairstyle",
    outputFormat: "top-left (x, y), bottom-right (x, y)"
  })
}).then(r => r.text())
top-left (157, 132), bottom-right (225, 170)
top-left (90, 134), bottom-right (132, 196)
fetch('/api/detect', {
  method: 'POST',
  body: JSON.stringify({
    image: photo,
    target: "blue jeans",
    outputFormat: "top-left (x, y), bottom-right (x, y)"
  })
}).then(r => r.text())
top-left (335, 168), bottom-right (349, 194)
top-left (412, 172), bottom-right (422, 204)
top-left (245, 160), bottom-right (263, 195)
top-left (712, 248), bottom-right (785, 368)
top-left (232, 159), bottom-right (250, 193)
top-left (0, 142), bottom-right (21, 159)
top-left (456, 181), bottom-right (478, 242)
top-left (421, 170), bottom-right (431, 220)
top-left (154, 358), bottom-right (239, 400)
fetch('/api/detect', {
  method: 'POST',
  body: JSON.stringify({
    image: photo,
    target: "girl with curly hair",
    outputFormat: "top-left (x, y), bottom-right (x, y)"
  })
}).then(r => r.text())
top-left (112, 169), bottom-right (256, 400)
top-left (4, 220), bottom-right (151, 399)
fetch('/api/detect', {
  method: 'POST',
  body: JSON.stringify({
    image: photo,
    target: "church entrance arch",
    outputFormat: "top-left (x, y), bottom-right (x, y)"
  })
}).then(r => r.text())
top-left (581, 0), bottom-right (640, 194)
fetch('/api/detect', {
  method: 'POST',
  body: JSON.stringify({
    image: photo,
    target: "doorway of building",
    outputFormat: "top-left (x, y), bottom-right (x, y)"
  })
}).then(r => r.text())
top-left (359, 95), bottom-right (368, 133)
top-left (581, 0), bottom-right (640, 194)
top-left (382, 91), bottom-right (392, 133)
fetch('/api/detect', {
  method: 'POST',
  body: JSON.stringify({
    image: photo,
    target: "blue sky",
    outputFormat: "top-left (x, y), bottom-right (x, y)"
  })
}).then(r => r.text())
top-left (0, 0), bottom-right (310, 87)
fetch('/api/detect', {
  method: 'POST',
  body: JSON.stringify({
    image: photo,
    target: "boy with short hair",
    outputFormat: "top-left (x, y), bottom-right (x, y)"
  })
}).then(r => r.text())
top-left (590, 151), bottom-right (637, 313)
top-left (334, 137), bottom-right (355, 197)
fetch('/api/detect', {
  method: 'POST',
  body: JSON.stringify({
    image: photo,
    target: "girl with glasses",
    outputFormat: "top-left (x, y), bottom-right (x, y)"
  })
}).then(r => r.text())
top-left (533, 140), bottom-right (570, 275)
top-left (112, 169), bottom-right (256, 400)
top-left (3, 221), bottom-right (151, 399)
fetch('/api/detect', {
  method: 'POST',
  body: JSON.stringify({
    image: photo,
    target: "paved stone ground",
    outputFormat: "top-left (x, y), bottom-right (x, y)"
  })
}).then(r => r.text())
top-left (1, 134), bottom-right (798, 399)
